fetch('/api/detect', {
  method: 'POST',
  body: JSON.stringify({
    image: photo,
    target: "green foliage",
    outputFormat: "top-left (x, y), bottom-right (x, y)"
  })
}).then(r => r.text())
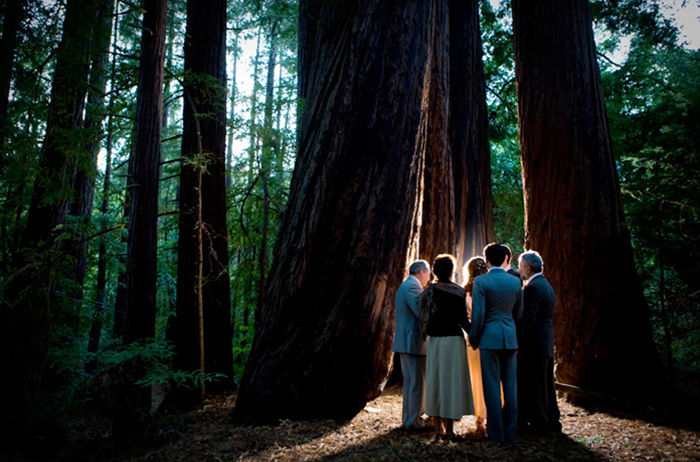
top-left (591, 0), bottom-right (678, 48)
top-left (480, 0), bottom-right (525, 250)
top-left (42, 337), bottom-right (227, 418)
top-left (226, 0), bottom-right (297, 382)
top-left (599, 12), bottom-right (700, 401)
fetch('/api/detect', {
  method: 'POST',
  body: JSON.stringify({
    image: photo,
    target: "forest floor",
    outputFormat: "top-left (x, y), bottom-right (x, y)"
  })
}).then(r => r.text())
top-left (54, 385), bottom-right (700, 462)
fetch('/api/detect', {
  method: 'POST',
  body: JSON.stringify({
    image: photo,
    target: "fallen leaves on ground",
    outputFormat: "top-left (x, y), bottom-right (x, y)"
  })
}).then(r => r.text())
top-left (63, 385), bottom-right (700, 462)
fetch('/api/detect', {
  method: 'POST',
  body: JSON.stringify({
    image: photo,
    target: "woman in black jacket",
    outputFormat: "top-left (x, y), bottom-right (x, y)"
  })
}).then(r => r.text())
top-left (420, 253), bottom-right (475, 440)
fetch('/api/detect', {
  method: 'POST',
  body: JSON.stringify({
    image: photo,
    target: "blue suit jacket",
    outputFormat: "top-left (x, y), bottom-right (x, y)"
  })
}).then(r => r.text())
top-left (469, 267), bottom-right (524, 350)
top-left (392, 275), bottom-right (427, 355)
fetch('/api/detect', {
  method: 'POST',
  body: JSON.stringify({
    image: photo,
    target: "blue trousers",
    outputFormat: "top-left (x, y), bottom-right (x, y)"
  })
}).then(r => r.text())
top-left (480, 349), bottom-right (518, 442)
top-left (399, 353), bottom-right (426, 429)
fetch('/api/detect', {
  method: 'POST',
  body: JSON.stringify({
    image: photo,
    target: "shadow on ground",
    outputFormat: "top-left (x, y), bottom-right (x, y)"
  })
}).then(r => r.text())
top-left (307, 426), bottom-right (608, 462)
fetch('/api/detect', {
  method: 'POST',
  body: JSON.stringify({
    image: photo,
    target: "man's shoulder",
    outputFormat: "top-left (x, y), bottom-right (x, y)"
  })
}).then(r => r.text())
top-left (526, 276), bottom-right (554, 297)
top-left (473, 272), bottom-right (490, 286)
top-left (529, 275), bottom-right (552, 289)
top-left (480, 269), bottom-right (518, 284)
top-left (398, 276), bottom-right (421, 293)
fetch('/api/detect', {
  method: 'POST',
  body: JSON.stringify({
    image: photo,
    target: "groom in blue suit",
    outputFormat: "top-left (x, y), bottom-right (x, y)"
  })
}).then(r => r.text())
top-left (392, 260), bottom-right (431, 431)
top-left (469, 244), bottom-right (524, 442)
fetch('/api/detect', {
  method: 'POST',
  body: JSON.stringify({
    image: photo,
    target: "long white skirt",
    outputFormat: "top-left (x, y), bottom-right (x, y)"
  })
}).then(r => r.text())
top-left (425, 335), bottom-right (475, 420)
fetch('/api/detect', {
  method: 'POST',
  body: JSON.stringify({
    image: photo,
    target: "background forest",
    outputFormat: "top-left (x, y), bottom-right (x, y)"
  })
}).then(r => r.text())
top-left (0, 0), bottom-right (698, 455)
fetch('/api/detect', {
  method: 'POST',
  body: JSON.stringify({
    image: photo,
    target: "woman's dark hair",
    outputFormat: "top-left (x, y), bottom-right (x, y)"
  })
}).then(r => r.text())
top-left (432, 253), bottom-right (456, 281)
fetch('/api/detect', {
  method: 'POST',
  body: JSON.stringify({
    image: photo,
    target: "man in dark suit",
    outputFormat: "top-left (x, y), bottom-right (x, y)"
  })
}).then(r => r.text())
top-left (517, 250), bottom-right (562, 433)
top-left (469, 244), bottom-right (524, 442)
top-left (392, 260), bottom-right (431, 431)
top-left (502, 244), bottom-right (522, 282)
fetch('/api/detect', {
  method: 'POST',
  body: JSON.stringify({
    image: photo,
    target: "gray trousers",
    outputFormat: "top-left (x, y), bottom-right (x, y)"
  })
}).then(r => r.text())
top-left (481, 349), bottom-right (518, 442)
top-left (399, 353), bottom-right (426, 429)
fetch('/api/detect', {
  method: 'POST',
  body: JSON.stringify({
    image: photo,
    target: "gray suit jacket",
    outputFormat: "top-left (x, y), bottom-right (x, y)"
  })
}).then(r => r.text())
top-left (392, 275), bottom-right (427, 355)
top-left (469, 267), bottom-right (524, 350)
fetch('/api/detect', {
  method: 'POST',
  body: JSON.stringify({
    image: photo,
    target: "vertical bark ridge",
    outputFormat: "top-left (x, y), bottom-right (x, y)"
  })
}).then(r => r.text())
top-left (233, 0), bottom-right (438, 423)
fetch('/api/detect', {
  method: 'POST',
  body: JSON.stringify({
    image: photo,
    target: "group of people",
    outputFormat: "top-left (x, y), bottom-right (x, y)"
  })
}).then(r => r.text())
top-left (392, 243), bottom-right (561, 442)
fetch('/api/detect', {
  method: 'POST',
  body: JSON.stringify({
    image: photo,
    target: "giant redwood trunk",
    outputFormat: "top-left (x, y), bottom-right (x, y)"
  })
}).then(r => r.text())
top-left (232, 0), bottom-right (437, 423)
top-left (121, 0), bottom-right (167, 410)
top-left (448, 0), bottom-right (494, 272)
top-left (419, 0), bottom-right (495, 276)
top-left (418, 0), bottom-right (455, 265)
top-left (512, 0), bottom-right (665, 401)
top-left (175, 0), bottom-right (232, 386)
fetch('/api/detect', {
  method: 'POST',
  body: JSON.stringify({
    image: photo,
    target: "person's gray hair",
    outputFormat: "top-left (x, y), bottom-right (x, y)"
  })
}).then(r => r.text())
top-left (409, 260), bottom-right (430, 275)
top-left (519, 250), bottom-right (543, 273)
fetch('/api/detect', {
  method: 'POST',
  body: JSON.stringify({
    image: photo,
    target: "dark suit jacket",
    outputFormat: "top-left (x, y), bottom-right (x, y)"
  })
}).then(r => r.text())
top-left (507, 267), bottom-right (522, 283)
top-left (517, 274), bottom-right (555, 357)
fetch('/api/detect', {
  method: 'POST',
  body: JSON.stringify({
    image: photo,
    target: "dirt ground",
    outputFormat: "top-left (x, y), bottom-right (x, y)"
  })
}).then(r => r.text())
top-left (54, 385), bottom-right (700, 462)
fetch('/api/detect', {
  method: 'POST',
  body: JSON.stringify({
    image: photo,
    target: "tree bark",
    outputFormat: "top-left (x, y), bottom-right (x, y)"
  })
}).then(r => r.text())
top-left (21, 0), bottom-right (101, 256)
top-left (88, 8), bottom-right (120, 371)
top-left (418, 0), bottom-right (455, 266)
top-left (175, 0), bottom-right (232, 386)
top-left (161, 10), bottom-right (177, 130)
top-left (226, 30), bottom-right (239, 188)
top-left (121, 0), bottom-right (168, 410)
top-left (448, 0), bottom-right (494, 273)
top-left (69, 0), bottom-right (115, 313)
top-left (512, 0), bottom-right (665, 401)
top-left (87, 130), bottom-right (113, 372)
top-left (232, 0), bottom-right (437, 424)
top-left (258, 20), bottom-right (278, 322)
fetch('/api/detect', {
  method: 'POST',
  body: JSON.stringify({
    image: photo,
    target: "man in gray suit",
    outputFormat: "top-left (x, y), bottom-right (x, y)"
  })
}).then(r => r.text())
top-left (470, 244), bottom-right (524, 442)
top-left (392, 260), bottom-right (431, 431)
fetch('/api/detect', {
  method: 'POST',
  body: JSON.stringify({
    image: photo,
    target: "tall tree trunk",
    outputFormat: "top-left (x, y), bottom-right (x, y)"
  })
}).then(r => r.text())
top-left (112, 226), bottom-right (128, 339)
top-left (232, 0), bottom-right (437, 424)
top-left (418, 0), bottom-right (454, 265)
top-left (0, 0), bottom-right (26, 155)
top-left (69, 0), bottom-right (115, 318)
top-left (257, 21), bottom-right (278, 323)
top-left (3, 0), bottom-right (101, 446)
top-left (226, 30), bottom-right (239, 188)
top-left (175, 0), bottom-right (232, 389)
top-left (21, 0), bottom-right (101, 259)
top-left (247, 27), bottom-right (262, 181)
top-left (88, 2), bottom-right (120, 371)
top-left (448, 0), bottom-right (494, 273)
top-left (121, 0), bottom-right (168, 410)
top-left (87, 130), bottom-right (113, 372)
top-left (161, 9), bottom-right (177, 130)
top-left (512, 0), bottom-right (665, 401)
top-left (657, 210), bottom-right (675, 390)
